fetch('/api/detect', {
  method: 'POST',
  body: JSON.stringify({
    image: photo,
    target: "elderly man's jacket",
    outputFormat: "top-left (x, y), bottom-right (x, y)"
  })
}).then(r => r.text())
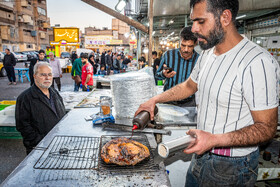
top-left (16, 85), bottom-right (66, 151)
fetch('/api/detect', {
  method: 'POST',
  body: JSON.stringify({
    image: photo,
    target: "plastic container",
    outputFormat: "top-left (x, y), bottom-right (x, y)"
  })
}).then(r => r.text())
top-left (157, 80), bottom-right (163, 86)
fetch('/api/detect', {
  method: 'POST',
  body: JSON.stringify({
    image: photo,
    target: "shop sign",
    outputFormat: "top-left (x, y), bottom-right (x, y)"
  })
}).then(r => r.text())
top-left (85, 35), bottom-right (113, 46)
top-left (53, 28), bottom-right (79, 43)
top-left (110, 39), bottom-right (123, 45)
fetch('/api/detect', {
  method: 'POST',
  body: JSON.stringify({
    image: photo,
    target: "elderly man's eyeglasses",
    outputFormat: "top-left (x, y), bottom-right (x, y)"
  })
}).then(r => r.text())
top-left (38, 73), bottom-right (52, 78)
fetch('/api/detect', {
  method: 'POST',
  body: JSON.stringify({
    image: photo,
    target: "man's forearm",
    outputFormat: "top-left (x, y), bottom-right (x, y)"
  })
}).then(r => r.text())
top-left (153, 77), bottom-right (197, 104)
top-left (216, 122), bottom-right (277, 147)
top-left (85, 75), bottom-right (91, 84)
top-left (214, 108), bottom-right (278, 147)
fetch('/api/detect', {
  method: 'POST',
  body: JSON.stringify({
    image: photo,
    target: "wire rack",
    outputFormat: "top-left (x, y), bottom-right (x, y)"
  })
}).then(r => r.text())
top-left (98, 134), bottom-right (159, 173)
top-left (34, 136), bottom-right (100, 170)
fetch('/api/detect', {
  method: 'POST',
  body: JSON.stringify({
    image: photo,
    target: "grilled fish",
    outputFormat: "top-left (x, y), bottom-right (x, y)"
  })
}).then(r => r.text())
top-left (101, 137), bottom-right (150, 166)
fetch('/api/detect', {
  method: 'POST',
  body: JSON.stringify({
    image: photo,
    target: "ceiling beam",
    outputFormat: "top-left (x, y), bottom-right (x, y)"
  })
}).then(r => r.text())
top-left (81, 0), bottom-right (149, 33)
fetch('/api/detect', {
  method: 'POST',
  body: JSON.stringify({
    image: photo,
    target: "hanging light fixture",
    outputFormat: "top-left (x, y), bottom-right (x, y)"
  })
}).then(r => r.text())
top-left (115, 0), bottom-right (127, 12)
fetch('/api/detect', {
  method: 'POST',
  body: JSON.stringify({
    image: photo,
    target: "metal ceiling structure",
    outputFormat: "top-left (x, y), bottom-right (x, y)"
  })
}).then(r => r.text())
top-left (126, 0), bottom-right (280, 38)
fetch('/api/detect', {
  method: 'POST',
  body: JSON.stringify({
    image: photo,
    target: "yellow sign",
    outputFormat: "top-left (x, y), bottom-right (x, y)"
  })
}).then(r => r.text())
top-left (53, 28), bottom-right (79, 43)
top-left (110, 39), bottom-right (123, 45)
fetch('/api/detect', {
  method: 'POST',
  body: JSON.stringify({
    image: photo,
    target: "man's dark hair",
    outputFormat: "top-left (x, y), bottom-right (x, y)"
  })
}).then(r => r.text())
top-left (180, 26), bottom-right (197, 43)
top-left (152, 51), bottom-right (157, 56)
top-left (138, 57), bottom-right (145, 62)
top-left (190, 0), bottom-right (239, 21)
top-left (38, 49), bottom-right (45, 54)
top-left (80, 53), bottom-right (88, 59)
top-left (117, 54), bottom-right (121, 57)
top-left (5, 48), bottom-right (10, 51)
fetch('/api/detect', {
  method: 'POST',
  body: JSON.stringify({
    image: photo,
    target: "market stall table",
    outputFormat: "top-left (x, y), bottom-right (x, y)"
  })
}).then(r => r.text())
top-left (1, 108), bottom-right (170, 186)
top-left (14, 68), bottom-right (30, 83)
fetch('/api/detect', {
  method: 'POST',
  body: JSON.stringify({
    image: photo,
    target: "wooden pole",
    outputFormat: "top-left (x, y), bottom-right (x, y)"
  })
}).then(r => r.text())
top-left (81, 0), bottom-right (148, 33)
top-left (148, 0), bottom-right (153, 66)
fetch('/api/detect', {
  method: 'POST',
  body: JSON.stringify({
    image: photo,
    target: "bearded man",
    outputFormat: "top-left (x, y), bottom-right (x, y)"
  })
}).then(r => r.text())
top-left (135, 0), bottom-right (279, 186)
top-left (16, 62), bottom-right (66, 154)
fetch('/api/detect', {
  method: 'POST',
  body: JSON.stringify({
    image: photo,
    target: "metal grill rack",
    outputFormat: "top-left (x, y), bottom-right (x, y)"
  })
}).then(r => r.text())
top-left (34, 136), bottom-right (100, 170)
top-left (98, 135), bottom-right (159, 172)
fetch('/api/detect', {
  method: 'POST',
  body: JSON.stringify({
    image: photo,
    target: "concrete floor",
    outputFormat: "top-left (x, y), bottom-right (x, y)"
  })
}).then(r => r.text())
top-left (0, 62), bottom-right (74, 183)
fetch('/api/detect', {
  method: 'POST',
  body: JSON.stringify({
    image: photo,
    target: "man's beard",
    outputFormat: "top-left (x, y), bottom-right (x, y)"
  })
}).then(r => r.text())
top-left (195, 20), bottom-right (225, 50)
top-left (36, 80), bottom-right (52, 89)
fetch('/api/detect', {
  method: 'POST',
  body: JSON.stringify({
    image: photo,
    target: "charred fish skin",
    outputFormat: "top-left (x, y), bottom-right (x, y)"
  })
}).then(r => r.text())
top-left (101, 137), bottom-right (150, 166)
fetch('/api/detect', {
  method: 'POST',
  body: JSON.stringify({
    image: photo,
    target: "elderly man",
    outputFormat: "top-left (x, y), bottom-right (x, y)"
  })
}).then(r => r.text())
top-left (49, 52), bottom-right (62, 91)
top-left (135, 0), bottom-right (279, 186)
top-left (16, 62), bottom-right (66, 154)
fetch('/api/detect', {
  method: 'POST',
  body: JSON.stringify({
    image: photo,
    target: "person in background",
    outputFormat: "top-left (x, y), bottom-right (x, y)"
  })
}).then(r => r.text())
top-left (49, 52), bottom-right (62, 91)
top-left (113, 54), bottom-right (122, 74)
top-left (29, 49), bottom-right (49, 86)
top-left (98, 65), bottom-right (107, 75)
top-left (122, 55), bottom-right (132, 69)
top-left (3, 48), bottom-right (17, 85)
top-left (71, 54), bottom-right (82, 91)
top-left (152, 51), bottom-right (161, 83)
top-left (95, 51), bottom-right (100, 64)
top-left (105, 50), bottom-right (113, 75)
top-left (136, 0), bottom-right (279, 186)
top-left (16, 62), bottom-right (66, 154)
top-left (138, 57), bottom-right (146, 69)
top-left (156, 26), bottom-right (199, 106)
top-left (101, 51), bottom-right (106, 67)
top-left (71, 51), bottom-right (77, 64)
top-left (81, 53), bottom-right (94, 91)
top-left (88, 54), bottom-right (98, 74)
top-left (112, 52), bottom-right (117, 62)
top-left (141, 53), bottom-right (146, 63)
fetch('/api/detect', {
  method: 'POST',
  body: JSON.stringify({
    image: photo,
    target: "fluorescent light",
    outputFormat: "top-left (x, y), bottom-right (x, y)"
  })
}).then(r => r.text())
top-left (170, 32), bottom-right (174, 36)
top-left (169, 20), bottom-right (174, 24)
top-left (115, 0), bottom-right (127, 12)
top-left (160, 41), bottom-right (163, 45)
top-left (164, 40), bottom-right (167, 45)
top-left (236, 14), bottom-right (246, 20)
top-left (256, 40), bottom-right (261, 44)
top-left (152, 31), bottom-right (155, 35)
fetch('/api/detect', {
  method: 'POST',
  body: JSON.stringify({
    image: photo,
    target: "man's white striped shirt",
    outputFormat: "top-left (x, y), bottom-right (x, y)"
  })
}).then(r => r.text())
top-left (191, 37), bottom-right (279, 157)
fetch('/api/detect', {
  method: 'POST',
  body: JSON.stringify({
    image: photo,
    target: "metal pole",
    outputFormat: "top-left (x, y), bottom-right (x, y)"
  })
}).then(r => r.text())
top-left (185, 15), bottom-right (188, 27)
top-left (148, 0), bottom-right (154, 66)
top-left (137, 30), bottom-right (141, 68)
top-left (81, 0), bottom-right (148, 33)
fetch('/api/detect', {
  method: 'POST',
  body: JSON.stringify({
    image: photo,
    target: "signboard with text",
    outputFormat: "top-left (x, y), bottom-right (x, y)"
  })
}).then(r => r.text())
top-left (53, 28), bottom-right (79, 43)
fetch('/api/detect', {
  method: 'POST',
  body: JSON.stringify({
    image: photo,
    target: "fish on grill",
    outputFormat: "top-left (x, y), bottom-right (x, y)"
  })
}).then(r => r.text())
top-left (101, 137), bottom-right (150, 166)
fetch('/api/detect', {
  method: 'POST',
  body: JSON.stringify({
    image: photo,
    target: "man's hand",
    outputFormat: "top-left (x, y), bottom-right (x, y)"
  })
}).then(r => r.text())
top-left (163, 70), bottom-right (176, 78)
top-left (84, 83), bottom-right (87, 88)
top-left (72, 76), bottom-right (74, 79)
top-left (134, 98), bottom-right (157, 120)
top-left (184, 129), bottom-right (217, 155)
top-left (60, 74), bottom-right (62, 78)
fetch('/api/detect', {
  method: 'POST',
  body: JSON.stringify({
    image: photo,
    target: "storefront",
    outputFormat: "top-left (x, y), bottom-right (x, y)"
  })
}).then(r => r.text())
top-left (85, 35), bottom-right (123, 52)
top-left (50, 27), bottom-right (80, 57)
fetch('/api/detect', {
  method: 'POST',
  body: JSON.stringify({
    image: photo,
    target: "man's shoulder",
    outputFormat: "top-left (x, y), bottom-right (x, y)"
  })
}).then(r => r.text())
top-left (17, 87), bottom-right (33, 102)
